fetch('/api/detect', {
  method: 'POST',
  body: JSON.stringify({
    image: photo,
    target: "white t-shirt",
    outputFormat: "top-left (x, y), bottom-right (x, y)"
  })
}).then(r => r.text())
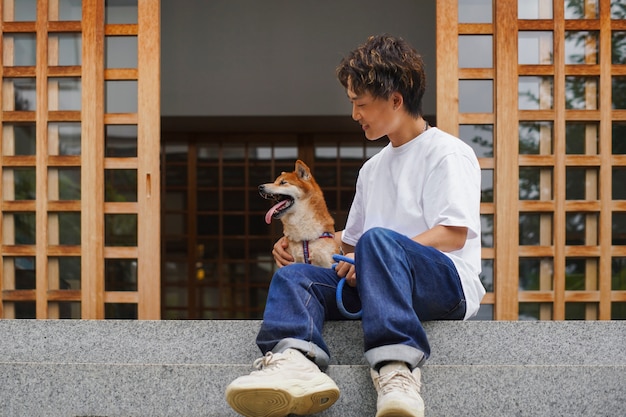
top-left (342, 127), bottom-right (486, 319)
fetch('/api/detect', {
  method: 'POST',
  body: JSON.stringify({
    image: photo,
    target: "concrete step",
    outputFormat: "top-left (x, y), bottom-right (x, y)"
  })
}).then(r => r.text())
top-left (0, 320), bottom-right (624, 416)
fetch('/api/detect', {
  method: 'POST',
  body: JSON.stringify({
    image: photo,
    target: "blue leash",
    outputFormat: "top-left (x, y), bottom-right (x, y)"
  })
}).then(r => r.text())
top-left (331, 254), bottom-right (363, 319)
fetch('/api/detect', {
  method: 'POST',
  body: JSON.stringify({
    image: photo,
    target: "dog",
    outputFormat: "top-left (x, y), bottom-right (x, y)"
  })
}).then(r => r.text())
top-left (259, 159), bottom-right (340, 268)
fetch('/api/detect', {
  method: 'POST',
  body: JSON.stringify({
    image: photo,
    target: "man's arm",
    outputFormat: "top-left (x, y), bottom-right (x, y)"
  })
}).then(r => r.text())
top-left (412, 225), bottom-right (468, 252)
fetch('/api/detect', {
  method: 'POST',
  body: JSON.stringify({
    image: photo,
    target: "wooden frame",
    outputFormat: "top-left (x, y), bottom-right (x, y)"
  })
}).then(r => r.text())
top-left (1, 0), bottom-right (160, 319)
top-left (437, 0), bottom-right (626, 320)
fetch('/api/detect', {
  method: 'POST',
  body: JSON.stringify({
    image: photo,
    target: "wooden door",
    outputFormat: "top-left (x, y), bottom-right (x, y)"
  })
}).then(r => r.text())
top-left (438, 0), bottom-right (626, 320)
top-left (0, 0), bottom-right (160, 319)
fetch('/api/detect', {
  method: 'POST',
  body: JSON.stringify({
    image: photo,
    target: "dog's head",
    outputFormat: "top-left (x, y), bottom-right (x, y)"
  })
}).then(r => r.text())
top-left (259, 159), bottom-right (318, 224)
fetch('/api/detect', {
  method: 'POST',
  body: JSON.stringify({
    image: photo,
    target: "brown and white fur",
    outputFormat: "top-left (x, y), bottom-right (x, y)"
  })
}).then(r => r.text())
top-left (259, 160), bottom-right (340, 268)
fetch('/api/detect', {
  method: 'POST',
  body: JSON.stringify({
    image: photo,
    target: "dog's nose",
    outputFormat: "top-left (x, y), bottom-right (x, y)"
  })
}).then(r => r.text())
top-left (258, 185), bottom-right (265, 192)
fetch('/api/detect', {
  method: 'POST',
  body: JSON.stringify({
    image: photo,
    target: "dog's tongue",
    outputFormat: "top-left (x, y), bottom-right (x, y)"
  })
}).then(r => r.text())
top-left (265, 200), bottom-right (290, 224)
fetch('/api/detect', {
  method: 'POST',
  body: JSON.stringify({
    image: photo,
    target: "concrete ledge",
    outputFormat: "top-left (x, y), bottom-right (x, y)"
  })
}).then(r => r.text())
top-left (0, 320), bottom-right (624, 416)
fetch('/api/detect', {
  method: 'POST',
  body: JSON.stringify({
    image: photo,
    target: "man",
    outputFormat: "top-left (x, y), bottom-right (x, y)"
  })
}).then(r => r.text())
top-left (226, 34), bottom-right (485, 417)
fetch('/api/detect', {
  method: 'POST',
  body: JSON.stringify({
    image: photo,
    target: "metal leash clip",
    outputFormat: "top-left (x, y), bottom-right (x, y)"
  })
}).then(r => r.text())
top-left (331, 254), bottom-right (363, 319)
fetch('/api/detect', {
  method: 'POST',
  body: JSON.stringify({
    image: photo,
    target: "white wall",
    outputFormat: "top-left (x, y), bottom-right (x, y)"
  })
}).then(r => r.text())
top-left (161, 0), bottom-right (436, 117)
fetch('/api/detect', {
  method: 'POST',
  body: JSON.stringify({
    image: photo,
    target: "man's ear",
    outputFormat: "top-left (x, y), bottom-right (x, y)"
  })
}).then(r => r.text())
top-left (392, 92), bottom-right (403, 110)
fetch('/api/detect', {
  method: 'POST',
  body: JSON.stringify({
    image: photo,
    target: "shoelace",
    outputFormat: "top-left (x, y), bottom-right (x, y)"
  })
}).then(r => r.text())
top-left (251, 351), bottom-right (283, 374)
top-left (377, 369), bottom-right (421, 396)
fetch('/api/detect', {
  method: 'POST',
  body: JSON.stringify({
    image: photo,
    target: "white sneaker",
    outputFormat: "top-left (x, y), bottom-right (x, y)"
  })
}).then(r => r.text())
top-left (371, 362), bottom-right (425, 417)
top-left (225, 348), bottom-right (340, 417)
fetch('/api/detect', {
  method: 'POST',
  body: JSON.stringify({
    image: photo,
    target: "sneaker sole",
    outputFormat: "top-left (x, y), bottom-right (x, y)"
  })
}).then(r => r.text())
top-left (226, 379), bottom-right (339, 417)
top-left (376, 404), bottom-right (425, 417)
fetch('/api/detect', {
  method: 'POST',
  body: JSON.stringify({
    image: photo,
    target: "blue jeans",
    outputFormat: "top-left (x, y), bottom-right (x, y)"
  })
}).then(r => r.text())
top-left (256, 227), bottom-right (466, 370)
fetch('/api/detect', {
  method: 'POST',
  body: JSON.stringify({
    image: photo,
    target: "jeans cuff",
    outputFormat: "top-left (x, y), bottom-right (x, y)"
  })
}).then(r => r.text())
top-left (365, 344), bottom-right (426, 370)
top-left (274, 338), bottom-right (331, 370)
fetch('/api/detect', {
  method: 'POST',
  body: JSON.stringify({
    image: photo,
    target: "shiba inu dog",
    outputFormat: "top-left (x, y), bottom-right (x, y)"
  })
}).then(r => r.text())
top-left (259, 160), bottom-right (340, 268)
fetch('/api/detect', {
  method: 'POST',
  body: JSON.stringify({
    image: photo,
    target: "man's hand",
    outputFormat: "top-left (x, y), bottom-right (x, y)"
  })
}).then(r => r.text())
top-left (334, 253), bottom-right (357, 287)
top-left (272, 236), bottom-right (294, 267)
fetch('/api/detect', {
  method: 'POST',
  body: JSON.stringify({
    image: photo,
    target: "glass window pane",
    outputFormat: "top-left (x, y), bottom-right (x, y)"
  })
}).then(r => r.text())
top-left (105, 214), bottom-right (138, 246)
top-left (519, 31), bottom-right (553, 65)
top-left (614, 168), bottom-right (626, 199)
top-left (105, 125), bottom-right (137, 157)
top-left (49, 122), bottom-right (81, 156)
top-left (3, 167), bottom-right (36, 200)
top-left (613, 31), bottom-right (626, 64)
top-left (49, 212), bottom-right (81, 245)
top-left (565, 258), bottom-right (598, 290)
top-left (105, 0), bottom-right (138, 24)
top-left (49, 167), bottom-right (81, 200)
top-left (3, 257), bottom-right (36, 289)
top-left (614, 212), bottom-right (626, 245)
top-left (518, 0), bottom-right (553, 19)
top-left (459, 80), bottom-right (493, 113)
top-left (105, 36), bottom-right (137, 69)
top-left (49, 256), bottom-right (81, 290)
top-left (613, 257), bottom-right (626, 290)
top-left (566, 167), bottom-right (598, 200)
top-left (481, 214), bottom-right (493, 248)
top-left (566, 212), bottom-right (598, 245)
top-left (3, 78), bottom-right (36, 111)
top-left (519, 167), bottom-right (553, 200)
top-left (49, 77), bottom-right (81, 111)
top-left (519, 258), bottom-right (553, 290)
top-left (105, 169), bottom-right (137, 202)
top-left (611, 1), bottom-right (626, 19)
top-left (105, 259), bottom-right (138, 291)
top-left (612, 76), bottom-right (626, 109)
top-left (3, 123), bottom-right (36, 156)
top-left (519, 76), bottom-right (553, 110)
top-left (459, 125), bottom-right (493, 158)
top-left (566, 122), bottom-right (599, 154)
top-left (519, 302), bottom-right (553, 320)
top-left (566, 76), bottom-right (598, 109)
top-left (567, 0), bottom-right (599, 19)
top-left (49, 33), bottom-right (82, 66)
top-left (565, 302), bottom-right (598, 319)
top-left (519, 122), bottom-right (553, 155)
top-left (105, 303), bottom-right (137, 319)
top-left (4, 212), bottom-right (36, 245)
top-left (613, 122), bottom-right (626, 154)
top-left (458, 0), bottom-right (492, 23)
top-left (481, 169), bottom-right (493, 203)
top-left (480, 259), bottom-right (494, 293)
top-left (459, 35), bottom-right (493, 68)
top-left (3, 34), bottom-right (36, 66)
top-left (5, 0), bottom-right (37, 21)
top-left (519, 213), bottom-right (553, 245)
top-left (56, 0), bottom-right (82, 21)
top-left (566, 31), bottom-right (598, 64)
top-left (105, 80), bottom-right (137, 113)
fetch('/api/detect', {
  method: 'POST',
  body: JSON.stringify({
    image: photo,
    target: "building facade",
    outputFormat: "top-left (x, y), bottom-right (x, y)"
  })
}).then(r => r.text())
top-left (1, 0), bottom-right (625, 320)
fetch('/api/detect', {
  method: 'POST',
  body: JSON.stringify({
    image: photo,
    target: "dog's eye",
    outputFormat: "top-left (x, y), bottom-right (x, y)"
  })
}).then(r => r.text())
top-left (280, 180), bottom-right (287, 185)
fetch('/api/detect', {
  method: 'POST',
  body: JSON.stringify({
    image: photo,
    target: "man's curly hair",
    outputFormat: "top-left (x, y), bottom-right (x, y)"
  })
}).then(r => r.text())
top-left (336, 34), bottom-right (426, 118)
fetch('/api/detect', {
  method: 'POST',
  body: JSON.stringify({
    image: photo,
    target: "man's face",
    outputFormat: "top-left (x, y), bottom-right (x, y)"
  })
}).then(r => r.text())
top-left (346, 88), bottom-right (397, 141)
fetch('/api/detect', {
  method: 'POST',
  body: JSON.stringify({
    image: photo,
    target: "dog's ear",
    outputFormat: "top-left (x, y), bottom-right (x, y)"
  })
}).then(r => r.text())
top-left (295, 160), bottom-right (311, 180)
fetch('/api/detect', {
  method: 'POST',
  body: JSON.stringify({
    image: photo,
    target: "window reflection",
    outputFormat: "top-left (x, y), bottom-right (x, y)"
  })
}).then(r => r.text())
top-left (458, 0), bottom-right (492, 23)
top-left (518, 0), bottom-right (552, 19)
top-left (565, 31), bottom-right (598, 64)
top-left (565, 0), bottom-right (599, 19)
top-left (459, 80), bottom-right (493, 113)
top-left (459, 35), bottom-right (493, 68)
top-left (566, 76), bottom-right (598, 109)
top-left (566, 122), bottom-right (599, 154)
top-left (459, 124), bottom-right (493, 158)
top-left (519, 76), bottom-right (553, 110)
top-left (4, 34), bottom-right (36, 66)
top-left (519, 122), bottom-right (553, 155)
top-left (519, 31), bottom-right (553, 65)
